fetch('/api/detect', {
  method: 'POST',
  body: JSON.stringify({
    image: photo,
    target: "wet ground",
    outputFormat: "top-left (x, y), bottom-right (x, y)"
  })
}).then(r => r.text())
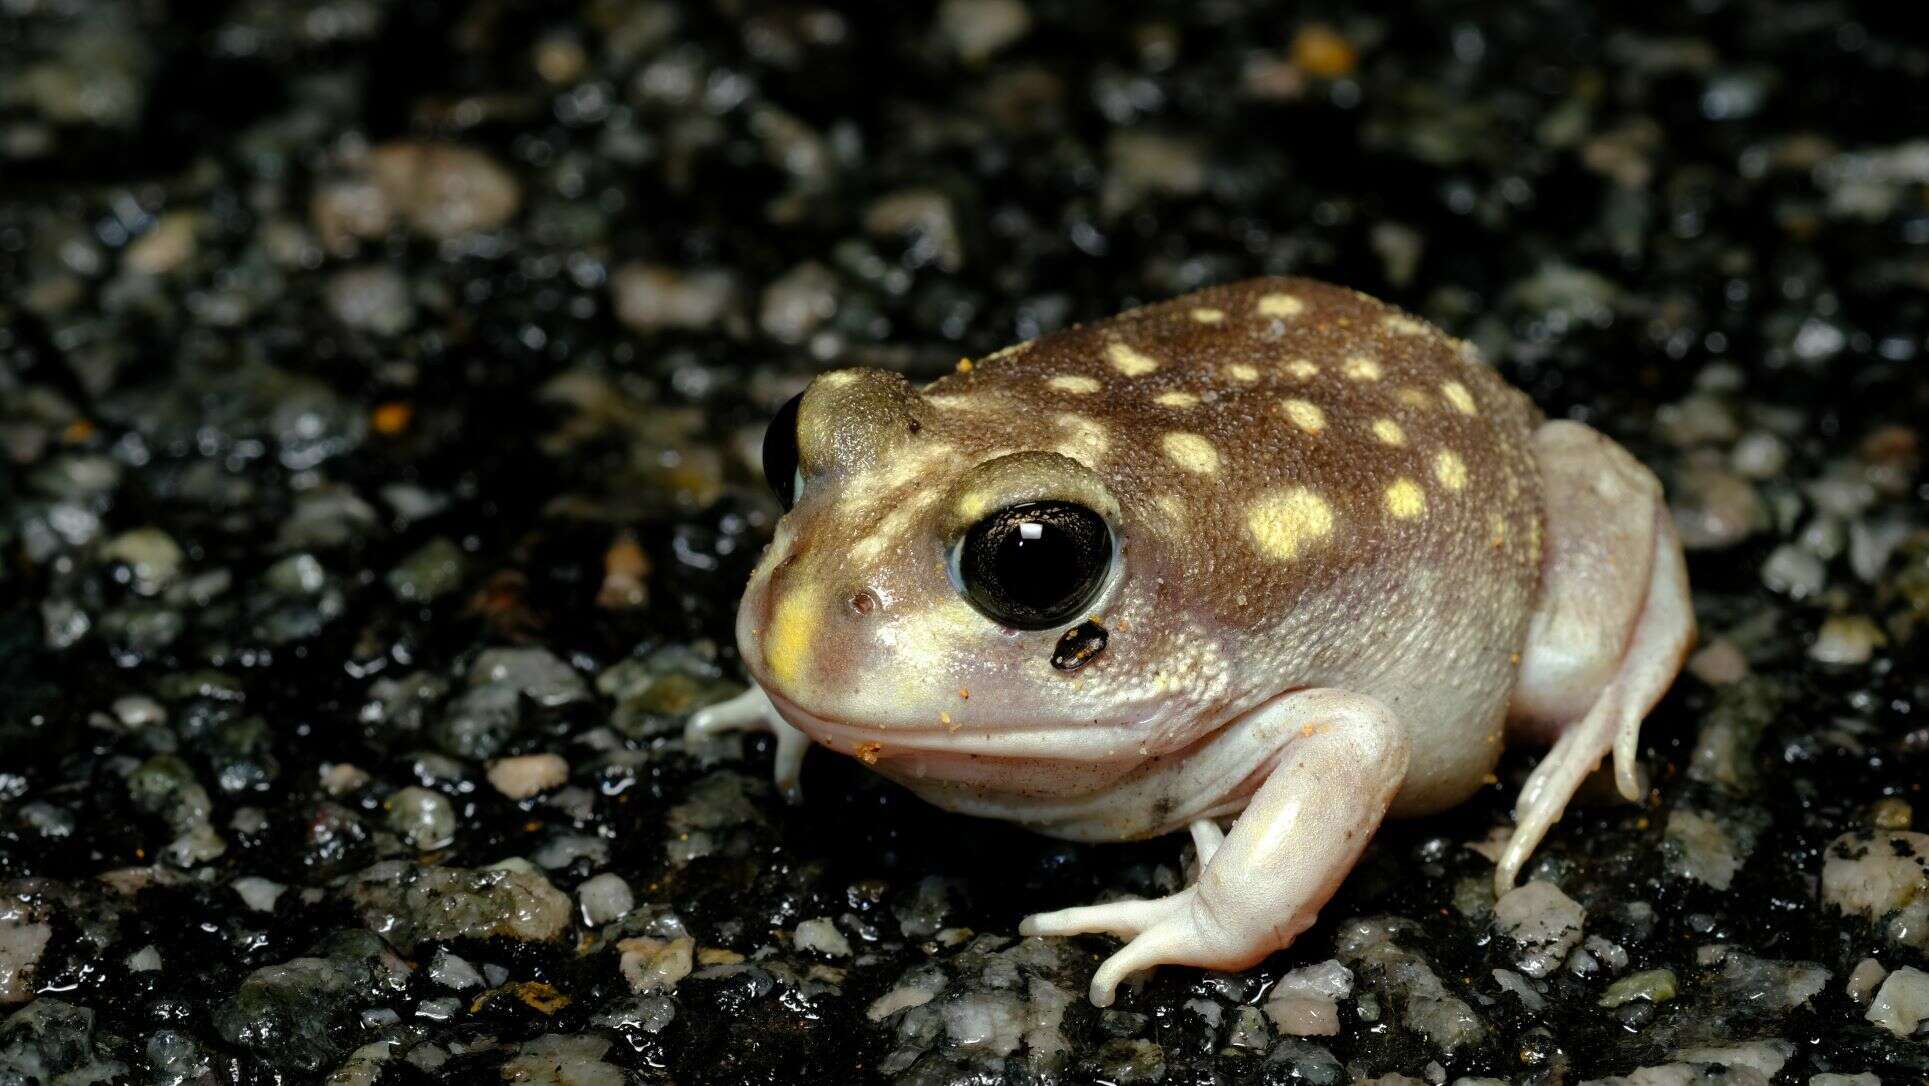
top-left (3, 1), bottom-right (1928, 1083)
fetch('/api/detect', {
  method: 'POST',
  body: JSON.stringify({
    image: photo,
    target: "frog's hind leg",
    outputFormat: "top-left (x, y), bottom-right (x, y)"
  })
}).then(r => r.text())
top-left (1497, 420), bottom-right (1695, 893)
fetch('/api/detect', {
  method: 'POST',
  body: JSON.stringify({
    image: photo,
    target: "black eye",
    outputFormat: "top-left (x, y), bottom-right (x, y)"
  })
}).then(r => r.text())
top-left (762, 391), bottom-right (805, 510)
top-left (957, 501), bottom-right (1114, 630)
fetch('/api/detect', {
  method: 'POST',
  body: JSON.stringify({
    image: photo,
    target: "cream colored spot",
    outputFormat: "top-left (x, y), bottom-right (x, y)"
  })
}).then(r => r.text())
top-left (1371, 418), bottom-right (1405, 446)
top-left (1049, 374), bottom-right (1102, 394)
top-left (816, 371), bottom-right (859, 388)
top-left (1382, 314), bottom-right (1429, 336)
top-left (1162, 431), bottom-right (1219, 474)
top-left (1285, 359), bottom-right (1320, 379)
top-left (1384, 477), bottom-right (1426, 519)
top-left (924, 394), bottom-right (983, 411)
top-left (1489, 512), bottom-right (1509, 548)
top-left (1395, 386), bottom-right (1432, 409)
top-left (1279, 398), bottom-right (1325, 433)
top-left (984, 339), bottom-right (1034, 362)
top-left (1190, 307), bottom-right (1227, 324)
top-left (1342, 355), bottom-right (1383, 381)
top-left (1054, 413), bottom-right (1109, 464)
top-left (1441, 380), bottom-right (1477, 414)
top-left (1227, 363), bottom-right (1259, 382)
top-left (1257, 293), bottom-right (1305, 318)
top-left (1434, 449), bottom-right (1468, 491)
top-left (1247, 488), bottom-right (1335, 560)
top-left (765, 586), bottom-right (820, 688)
top-left (1106, 342), bottom-right (1160, 376)
top-left (1155, 390), bottom-right (1200, 408)
top-left (1155, 493), bottom-right (1188, 526)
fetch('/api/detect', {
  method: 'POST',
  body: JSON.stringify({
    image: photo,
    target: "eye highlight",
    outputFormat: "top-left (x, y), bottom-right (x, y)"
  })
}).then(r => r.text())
top-left (954, 501), bottom-right (1113, 630)
top-left (762, 391), bottom-right (805, 510)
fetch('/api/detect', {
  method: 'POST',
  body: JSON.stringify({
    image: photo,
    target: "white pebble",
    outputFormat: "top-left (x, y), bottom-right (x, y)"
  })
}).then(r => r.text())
top-left (487, 753), bottom-right (569, 799)
top-left (1866, 966), bottom-right (1929, 1039)
top-left (577, 873), bottom-right (635, 926)
top-left (793, 917), bottom-right (852, 958)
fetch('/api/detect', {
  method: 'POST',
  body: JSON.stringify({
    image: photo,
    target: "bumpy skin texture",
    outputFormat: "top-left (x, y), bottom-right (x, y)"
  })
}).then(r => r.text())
top-left (698, 277), bottom-right (1692, 1005)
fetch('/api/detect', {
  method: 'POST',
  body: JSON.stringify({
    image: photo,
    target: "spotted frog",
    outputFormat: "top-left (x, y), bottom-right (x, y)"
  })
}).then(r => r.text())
top-left (690, 278), bottom-right (1694, 1005)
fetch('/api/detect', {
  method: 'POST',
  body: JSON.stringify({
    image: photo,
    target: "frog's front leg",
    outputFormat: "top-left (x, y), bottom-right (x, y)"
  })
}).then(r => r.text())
top-left (1020, 688), bottom-right (1410, 1006)
top-left (685, 685), bottom-right (811, 802)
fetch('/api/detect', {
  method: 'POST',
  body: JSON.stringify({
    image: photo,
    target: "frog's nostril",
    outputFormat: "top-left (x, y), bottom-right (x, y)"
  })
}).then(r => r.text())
top-left (848, 589), bottom-right (880, 616)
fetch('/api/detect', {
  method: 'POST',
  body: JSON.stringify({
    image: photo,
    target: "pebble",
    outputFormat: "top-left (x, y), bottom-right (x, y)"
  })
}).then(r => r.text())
top-left (1264, 959), bottom-right (1352, 1036)
top-left (488, 754), bottom-right (570, 799)
top-left (793, 917), bottom-right (853, 958)
top-left (576, 873), bottom-right (634, 926)
top-left (324, 265), bottom-right (413, 335)
top-left (231, 876), bottom-right (286, 913)
top-left (1820, 830), bottom-right (1929, 950)
top-left (367, 142), bottom-right (522, 240)
top-left (611, 263), bottom-right (739, 333)
top-left (758, 261), bottom-right (841, 344)
top-left (936, 0), bottom-right (1032, 64)
top-left (1845, 957), bottom-right (1886, 1003)
top-left (99, 527), bottom-right (185, 595)
top-left (1494, 881), bottom-right (1585, 978)
top-left (618, 936), bottom-right (695, 993)
top-left (123, 211), bottom-right (199, 276)
top-left (1808, 615), bottom-right (1885, 666)
top-left (384, 787), bottom-right (457, 850)
top-left (1865, 966), bottom-right (1929, 1039)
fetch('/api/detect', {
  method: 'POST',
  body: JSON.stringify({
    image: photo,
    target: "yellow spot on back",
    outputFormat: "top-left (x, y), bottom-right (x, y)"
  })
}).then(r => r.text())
top-left (1279, 398), bottom-right (1325, 433)
top-left (1227, 363), bottom-right (1259, 382)
top-left (817, 371), bottom-right (858, 388)
top-left (1382, 314), bottom-right (1429, 336)
top-left (1155, 493), bottom-right (1188, 525)
top-left (1161, 431), bottom-right (1219, 474)
top-left (1155, 390), bottom-right (1199, 408)
top-left (1190, 307), bottom-right (1226, 324)
top-left (1488, 512), bottom-right (1509, 549)
top-left (925, 393), bottom-right (983, 411)
top-left (1054, 413), bottom-right (1109, 464)
top-left (1247, 488), bottom-right (1335, 560)
top-left (1049, 374), bottom-right (1101, 394)
top-left (765, 587), bottom-right (820, 688)
top-left (1384, 478), bottom-right (1426, 519)
top-left (1434, 449), bottom-right (1468, 491)
top-left (1396, 386), bottom-right (1432, 409)
top-left (1285, 359), bottom-right (1320, 379)
top-left (1257, 293), bottom-right (1305, 318)
top-left (1371, 418), bottom-right (1405, 445)
top-left (1107, 342), bottom-right (1160, 376)
top-left (1441, 380), bottom-right (1478, 414)
top-left (1342, 355), bottom-right (1383, 381)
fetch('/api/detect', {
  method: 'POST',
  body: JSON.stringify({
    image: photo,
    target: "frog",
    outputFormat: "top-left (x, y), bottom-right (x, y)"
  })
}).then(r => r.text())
top-left (688, 277), bottom-right (1694, 1006)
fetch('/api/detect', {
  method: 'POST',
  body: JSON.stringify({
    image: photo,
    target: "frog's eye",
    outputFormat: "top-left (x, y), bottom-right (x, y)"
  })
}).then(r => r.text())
top-left (955, 500), bottom-right (1113, 630)
top-left (761, 391), bottom-right (806, 510)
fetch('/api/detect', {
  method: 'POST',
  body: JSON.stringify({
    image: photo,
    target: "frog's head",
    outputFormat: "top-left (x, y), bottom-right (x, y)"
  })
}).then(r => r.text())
top-left (734, 366), bottom-right (1229, 785)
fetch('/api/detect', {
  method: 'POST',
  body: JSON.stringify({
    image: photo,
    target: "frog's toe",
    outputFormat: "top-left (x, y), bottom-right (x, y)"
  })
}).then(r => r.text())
top-left (1019, 892), bottom-right (1188, 941)
top-left (684, 686), bottom-right (777, 741)
top-left (685, 685), bottom-right (812, 802)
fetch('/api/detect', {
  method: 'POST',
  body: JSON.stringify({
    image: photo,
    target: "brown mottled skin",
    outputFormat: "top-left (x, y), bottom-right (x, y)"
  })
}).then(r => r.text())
top-left (695, 276), bottom-right (1694, 1005)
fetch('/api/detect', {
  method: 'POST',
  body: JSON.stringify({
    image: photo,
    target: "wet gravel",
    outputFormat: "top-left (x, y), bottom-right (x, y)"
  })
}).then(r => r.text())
top-left (3, 1), bottom-right (1928, 1082)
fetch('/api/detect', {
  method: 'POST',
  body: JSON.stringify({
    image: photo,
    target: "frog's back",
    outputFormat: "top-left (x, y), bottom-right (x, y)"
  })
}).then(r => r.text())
top-left (928, 277), bottom-right (1547, 812)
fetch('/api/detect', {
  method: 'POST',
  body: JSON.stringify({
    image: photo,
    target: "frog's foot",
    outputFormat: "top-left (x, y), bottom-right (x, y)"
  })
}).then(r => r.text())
top-left (684, 685), bottom-right (810, 803)
top-left (1498, 421), bottom-right (1695, 892)
top-left (1019, 689), bottom-right (1410, 1006)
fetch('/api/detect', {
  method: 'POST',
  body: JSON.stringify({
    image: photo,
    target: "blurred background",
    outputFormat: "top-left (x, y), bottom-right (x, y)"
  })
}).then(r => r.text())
top-left (2, 1), bottom-right (1927, 1082)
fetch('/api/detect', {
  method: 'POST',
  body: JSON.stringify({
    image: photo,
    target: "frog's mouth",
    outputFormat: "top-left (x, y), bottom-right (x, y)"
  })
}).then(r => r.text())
top-left (760, 685), bottom-right (1163, 769)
